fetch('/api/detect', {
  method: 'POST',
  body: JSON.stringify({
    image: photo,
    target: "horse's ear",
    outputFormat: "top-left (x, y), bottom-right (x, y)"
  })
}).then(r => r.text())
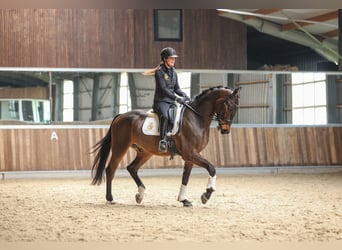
top-left (233, 86), bottom-right (242, 97)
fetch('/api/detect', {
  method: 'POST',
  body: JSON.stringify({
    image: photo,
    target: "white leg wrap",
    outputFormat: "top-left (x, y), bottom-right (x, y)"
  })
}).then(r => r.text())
top-left (177, 184), bottom-right (188, 201)
top-left (207, 175), bottom-right (217, 191)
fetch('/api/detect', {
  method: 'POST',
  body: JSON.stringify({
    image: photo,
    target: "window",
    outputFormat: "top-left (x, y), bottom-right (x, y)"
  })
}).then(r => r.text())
top-left (154, 9), bottom-right (182, 41)
top-left (34, 100), bottom-right (50, 123)
top-left (63, 80), bottom-right (74, 122)
top-left (177, 72), bottom-right (191, 97)
top-left (0, 99), bottom-right (50, 123)
top-left (22, 100), bottom-right (34, 121)
top-left (292, 73), bottom-right (327, 125)
top-left (0, 100), bottom-right (19, 120)
top-left (119, 73), bottom-right (132, 113)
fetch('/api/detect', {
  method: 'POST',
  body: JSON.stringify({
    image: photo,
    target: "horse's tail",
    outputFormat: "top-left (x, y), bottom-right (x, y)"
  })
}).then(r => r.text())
top-left (91, 116), bottom-right (118, 185)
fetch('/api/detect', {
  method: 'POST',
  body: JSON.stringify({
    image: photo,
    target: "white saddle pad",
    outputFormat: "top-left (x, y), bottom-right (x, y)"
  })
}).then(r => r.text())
top-left (142, 104), bottom-right (184, 136)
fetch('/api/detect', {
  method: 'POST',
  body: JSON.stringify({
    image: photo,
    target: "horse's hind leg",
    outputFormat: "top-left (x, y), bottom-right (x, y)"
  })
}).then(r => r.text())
top-left (106, 144), bottom-right (130, 203)
top-left (127, 146), bottom-right (152, 204)
top-left (177, 161), bottom-right (193, 207)
top-left (105, 159), bottom-right (116, 203)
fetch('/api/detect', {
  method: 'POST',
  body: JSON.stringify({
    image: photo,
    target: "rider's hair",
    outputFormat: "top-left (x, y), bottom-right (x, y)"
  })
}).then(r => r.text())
top-left (142, 62), bottom-right (162, 76)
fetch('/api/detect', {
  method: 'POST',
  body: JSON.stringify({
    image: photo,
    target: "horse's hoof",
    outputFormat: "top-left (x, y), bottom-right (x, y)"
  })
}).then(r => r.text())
top-left (106, 200), bottom-right (117, 205)
top-left (181, 199), bottom-right (193, 207)
top-left (201, 193), bottom-right (208, 204)
top-left (135, 193), bottom-right (143, 204)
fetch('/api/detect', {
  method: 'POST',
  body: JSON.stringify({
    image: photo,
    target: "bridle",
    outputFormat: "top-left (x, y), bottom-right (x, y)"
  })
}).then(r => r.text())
top-left (217, 97), bottom-right (238, 125)
top-left (182, 86), bottom-right (241, 134)
top-left (183, 95), bottom-right (237, 125)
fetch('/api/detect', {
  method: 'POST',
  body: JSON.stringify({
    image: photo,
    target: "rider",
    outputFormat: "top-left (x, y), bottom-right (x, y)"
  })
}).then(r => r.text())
top-left (151, 47), bottom-right (190, 152)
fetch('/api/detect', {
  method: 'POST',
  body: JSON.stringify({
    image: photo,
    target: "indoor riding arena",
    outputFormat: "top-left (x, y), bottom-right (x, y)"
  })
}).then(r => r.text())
top-left (1, 9), bottom-right (342, 249)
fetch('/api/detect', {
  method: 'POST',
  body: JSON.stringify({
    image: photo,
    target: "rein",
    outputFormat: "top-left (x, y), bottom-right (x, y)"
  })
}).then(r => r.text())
top-left (183, 102), bottom-right (218, 121)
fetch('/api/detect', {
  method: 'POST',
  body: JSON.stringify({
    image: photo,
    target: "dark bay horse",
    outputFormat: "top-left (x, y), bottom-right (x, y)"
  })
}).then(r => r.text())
top-left (91, 86), bottom-right (241, 207)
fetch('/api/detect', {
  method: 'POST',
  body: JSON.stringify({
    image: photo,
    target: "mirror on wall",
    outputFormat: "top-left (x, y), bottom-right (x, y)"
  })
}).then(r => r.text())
top-left (0, 69), bottom-right (341, 125)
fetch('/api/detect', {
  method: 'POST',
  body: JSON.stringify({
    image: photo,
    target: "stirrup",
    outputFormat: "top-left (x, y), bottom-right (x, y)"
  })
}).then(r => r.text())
top-left (158, 139), bottom-right (168, 152)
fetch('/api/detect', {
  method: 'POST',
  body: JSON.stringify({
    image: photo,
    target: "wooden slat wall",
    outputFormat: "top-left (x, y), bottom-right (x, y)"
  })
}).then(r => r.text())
top-left (0, 126), bottom-right (341, 172)
top-left (0, 9), bottom-right (246, 69)
top-left (204, 126), bottom-right (342, 166)
top-left (0, 127), bottom-right (104, 171)
top-left (0, 87), bottom-right (48, 99)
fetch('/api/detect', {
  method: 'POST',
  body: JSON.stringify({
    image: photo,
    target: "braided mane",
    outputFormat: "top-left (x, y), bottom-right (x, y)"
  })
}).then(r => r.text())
top-left (194, 85), bottom-right (230, 101)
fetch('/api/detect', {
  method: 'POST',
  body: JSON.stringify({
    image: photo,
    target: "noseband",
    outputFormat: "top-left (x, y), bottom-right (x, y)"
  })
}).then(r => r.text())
top-left (217, 115), bottom-right (232, 125)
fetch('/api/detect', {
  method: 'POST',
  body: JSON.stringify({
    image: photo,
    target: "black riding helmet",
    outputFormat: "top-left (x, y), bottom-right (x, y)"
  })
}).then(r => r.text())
top-left (160, 47), bottom-right (178, 61)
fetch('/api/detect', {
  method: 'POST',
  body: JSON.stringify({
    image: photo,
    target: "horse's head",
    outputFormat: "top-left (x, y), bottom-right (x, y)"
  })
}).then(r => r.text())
top-left (215, 87), bottom-right (241, 134)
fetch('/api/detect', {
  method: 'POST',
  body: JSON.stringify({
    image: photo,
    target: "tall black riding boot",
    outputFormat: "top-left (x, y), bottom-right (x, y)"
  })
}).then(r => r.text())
top-left (158, 116), bottom-right (168, 152)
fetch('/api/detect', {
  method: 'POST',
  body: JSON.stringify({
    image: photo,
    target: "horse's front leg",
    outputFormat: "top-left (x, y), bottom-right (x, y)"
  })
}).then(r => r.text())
top-left (201, 175), bottom-right (216, 204)
top-left (183, 152), bottom-right (217, 205)
top-left (178, 161), bottom-right (193, 207)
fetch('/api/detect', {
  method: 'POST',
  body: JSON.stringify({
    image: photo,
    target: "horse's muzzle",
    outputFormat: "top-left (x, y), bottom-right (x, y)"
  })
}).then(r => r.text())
top-left (220, 129), bottom-right (230, 134)
top-left (217, 124), bottom-right (230, 134)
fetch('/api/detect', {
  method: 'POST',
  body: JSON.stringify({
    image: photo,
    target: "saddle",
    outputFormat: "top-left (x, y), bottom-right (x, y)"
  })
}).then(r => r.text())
top-left (142, 103), bottom-right (185, 136)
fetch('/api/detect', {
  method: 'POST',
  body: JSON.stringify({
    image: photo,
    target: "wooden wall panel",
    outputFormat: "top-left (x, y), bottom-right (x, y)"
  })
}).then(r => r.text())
top-left (0, 127), bottom-right (105, 171)
top-left (0, 9), bottom-right (246, 69)
top-left (182, 9), bottom-right (247, 69)
top-left (0, 125), bottom-right (341, 172)
top-left (0, 87), bottom-right (48, 99)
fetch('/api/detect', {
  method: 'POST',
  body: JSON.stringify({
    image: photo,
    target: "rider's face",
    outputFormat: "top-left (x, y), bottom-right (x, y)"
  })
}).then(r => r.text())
top-left (165, 57), bottom-right (176, 68)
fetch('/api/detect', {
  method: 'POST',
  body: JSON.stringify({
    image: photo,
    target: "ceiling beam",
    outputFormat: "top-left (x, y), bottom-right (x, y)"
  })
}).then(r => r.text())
top-left (243, 9), bottom-right (281, 20)
top-left (218, 10), bottom-right (341, 64)
top-left (282, 10), bottom-right (338, 31)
